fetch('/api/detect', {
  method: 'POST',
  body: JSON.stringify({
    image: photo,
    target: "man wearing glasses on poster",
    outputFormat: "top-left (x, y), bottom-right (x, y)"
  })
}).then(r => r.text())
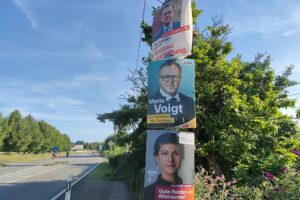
top-left (148, 59), bottom-right (195, 127)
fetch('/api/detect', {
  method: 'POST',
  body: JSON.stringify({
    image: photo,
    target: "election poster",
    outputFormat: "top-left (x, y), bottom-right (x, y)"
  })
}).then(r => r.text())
top-left (152, 0), bottom-right (192, 60)
top-left (144, 130), bottom-right (195, 200)
top-left (147, 59), bottom-right (196, 128)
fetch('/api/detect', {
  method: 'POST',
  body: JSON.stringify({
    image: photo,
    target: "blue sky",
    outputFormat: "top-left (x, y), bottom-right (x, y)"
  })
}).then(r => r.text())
top-left (0, 0), bottom-right (299, 142)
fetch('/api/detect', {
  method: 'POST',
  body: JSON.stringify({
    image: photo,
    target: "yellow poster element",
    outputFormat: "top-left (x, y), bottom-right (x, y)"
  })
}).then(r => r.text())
top-left (147, 114), bottom-right (175, 124)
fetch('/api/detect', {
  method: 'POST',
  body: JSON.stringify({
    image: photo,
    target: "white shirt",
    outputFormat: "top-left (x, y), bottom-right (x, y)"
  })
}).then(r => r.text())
top-left (160, 88), bottom-right (180, 102)
top-left (163, 23), bottom-right (173, 33)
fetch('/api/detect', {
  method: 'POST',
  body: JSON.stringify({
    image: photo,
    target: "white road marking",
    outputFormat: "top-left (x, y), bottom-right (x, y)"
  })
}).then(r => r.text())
top-left (50, 162), bottom-right (100, 200)
top-left (0, 164), bottom-right (65, 186)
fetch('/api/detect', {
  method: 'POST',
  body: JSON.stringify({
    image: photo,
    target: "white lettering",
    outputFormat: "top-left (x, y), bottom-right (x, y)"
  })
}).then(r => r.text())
top-left (154, 104), bottom-right (161, 113)
top-left (149, 98), bottom-right (165, 104)
top-left (159, 189), bottom-right (170, 194)
top-left (153, 104), bottom-right (183, 115)
top-left (161, 106), bottom-right (167, 113)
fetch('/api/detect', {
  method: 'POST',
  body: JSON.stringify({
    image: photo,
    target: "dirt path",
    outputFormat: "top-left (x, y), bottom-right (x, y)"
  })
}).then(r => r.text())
top-left (68, 179), bottom-right (140, 200)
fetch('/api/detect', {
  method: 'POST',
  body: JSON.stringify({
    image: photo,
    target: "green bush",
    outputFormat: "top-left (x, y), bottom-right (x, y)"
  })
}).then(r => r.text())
top-left (104, 144), bottom-right (144, 197)
top-left (235, 186), bottom-right (264, 200)
top-left (262, 168), bottom-right (300, 199)
top-left (195, 167), bottom-right (242, 200)
top-left (194, 166), bottom-right (300, 200)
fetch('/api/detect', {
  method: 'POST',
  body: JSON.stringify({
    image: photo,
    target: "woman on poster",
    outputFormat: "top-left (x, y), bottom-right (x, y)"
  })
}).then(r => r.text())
top-left (144, 132), bottom-right (183, 200)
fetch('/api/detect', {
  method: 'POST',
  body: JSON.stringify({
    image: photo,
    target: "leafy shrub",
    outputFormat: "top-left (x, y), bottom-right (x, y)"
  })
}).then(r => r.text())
top-left (235, 186), bottom-right (264, 200)
top-left (195, 167), bottom-right (241, 200)
top-left (262, 167), bottom-right (300, 199)
top-left (194, 166), bottom-right (300, 200)
top-left (104, 145), bottom-right (144, 198)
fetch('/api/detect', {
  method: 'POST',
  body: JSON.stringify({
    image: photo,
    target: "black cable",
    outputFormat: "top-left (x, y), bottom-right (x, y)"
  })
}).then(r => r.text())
top-left (136, 0), bottom-right (148, 69)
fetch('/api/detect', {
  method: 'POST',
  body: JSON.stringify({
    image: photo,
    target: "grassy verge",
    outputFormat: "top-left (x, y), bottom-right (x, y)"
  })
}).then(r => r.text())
top-left (87, 161), bottom-right (121, 180)
top-left (70, 150), bottom-right (97, 154)
top-left (0, 152), bottom-right (66, 163)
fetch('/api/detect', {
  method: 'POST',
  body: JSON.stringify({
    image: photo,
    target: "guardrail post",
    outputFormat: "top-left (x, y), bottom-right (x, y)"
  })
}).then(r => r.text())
top-left (65, 175), bottom-right (73, 200)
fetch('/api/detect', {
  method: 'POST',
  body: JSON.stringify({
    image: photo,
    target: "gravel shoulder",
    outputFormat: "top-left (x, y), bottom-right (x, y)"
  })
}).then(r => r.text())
top-left (68, 179), bottom-right (139, 200)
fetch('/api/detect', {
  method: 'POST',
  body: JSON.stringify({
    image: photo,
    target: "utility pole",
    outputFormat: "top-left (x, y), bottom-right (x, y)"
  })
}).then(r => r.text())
top-left (112, 124), bottom-right (118, 175)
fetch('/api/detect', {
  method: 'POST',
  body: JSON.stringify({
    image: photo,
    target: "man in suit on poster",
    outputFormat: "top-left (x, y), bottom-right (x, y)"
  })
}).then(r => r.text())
top-left (148, 60), bottom-right (195, 126)
top-left (153, 2), bottom-right (181, 42)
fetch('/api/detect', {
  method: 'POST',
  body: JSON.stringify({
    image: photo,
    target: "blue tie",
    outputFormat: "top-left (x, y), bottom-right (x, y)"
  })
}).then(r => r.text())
top-left (165, 26), bottom-right (171, 32)
top-left (169, 97), bottom-right (177, 102)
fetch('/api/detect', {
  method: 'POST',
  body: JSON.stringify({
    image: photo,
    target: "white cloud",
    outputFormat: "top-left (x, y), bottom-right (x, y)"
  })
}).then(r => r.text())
top-left (30, 111), bottom-right (96, 123)
top-left (73, 73), bottom-right (109, 82)
top-left (0, 104), bottom-right (96, 123)
top-left (11, 0), bottom-right (88, 41)
top-left (0, 82), bottom-right (97, 123)
top-left (14, 73), bottom-right (109, 95)
top-left (43, 96), bottom-right (83, 110)
top-left (0, 71), bottom-right (109, 101)
top-left (0, 42), bottom-right (51, 58)
top-left (221, 0), bottom-right (300, 38)
top-left (52, 72), bottom-right (109, 90)
top-left (230, 16), bottom-right (296, 39)
top-left (60, 45), bottom-right (104, 60)
top-left (0, 42), bottom-right (105, 60)
top-left (12, 0), bottom-right (38, 29)
top-left (282, 29), bottom-right (297, 37)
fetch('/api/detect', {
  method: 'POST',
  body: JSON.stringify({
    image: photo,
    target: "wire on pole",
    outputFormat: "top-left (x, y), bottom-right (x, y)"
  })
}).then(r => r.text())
top-left (136, 0), bottom-right (148, 69)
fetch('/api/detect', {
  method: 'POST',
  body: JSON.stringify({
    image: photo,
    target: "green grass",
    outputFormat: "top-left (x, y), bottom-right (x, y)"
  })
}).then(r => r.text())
top-left (70, 150), bottom-right (97, 154)
top-left (0, 163), bottom-right (5, 167)
top-left (87, 162), bottom-right (121, 180)
top-left (0, 152), bottom-right (66, 163)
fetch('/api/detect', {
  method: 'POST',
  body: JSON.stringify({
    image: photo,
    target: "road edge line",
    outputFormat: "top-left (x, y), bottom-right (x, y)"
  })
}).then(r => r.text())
top-left (50, 161), bottom-right (101, 200)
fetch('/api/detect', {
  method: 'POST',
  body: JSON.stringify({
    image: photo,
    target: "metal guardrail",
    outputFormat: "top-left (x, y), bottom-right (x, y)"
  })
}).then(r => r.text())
top-left (64, 175), bottom-right (73, 200)
top-left (50, 163), bottom-right (100, 200)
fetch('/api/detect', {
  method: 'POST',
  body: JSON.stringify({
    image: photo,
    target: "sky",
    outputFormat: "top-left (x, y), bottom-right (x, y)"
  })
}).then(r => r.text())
top-left (0, 0), bottom-right (299, 143)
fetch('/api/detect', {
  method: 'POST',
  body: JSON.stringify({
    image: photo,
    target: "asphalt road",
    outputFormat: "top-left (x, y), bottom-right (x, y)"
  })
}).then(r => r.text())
top-left (0, 152), bottom-right (102, 200)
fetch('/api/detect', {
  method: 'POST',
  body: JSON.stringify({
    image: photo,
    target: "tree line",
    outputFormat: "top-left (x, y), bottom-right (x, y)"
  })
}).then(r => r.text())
top-left (97, 2), bottom-right (300, 197)
top-left (0, 110), bottom-right (71, 153)
top-left (73, 140), bottom-right (102, 150)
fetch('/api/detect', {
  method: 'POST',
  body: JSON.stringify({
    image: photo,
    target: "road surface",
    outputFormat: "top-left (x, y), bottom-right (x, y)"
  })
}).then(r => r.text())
top-left (0, 152), bottom-right (101, 200)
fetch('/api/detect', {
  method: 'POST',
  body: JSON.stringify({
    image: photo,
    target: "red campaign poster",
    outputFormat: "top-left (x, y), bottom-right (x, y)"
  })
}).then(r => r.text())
top-left (155, 185), bottom-right (194, 200)
top-left (152, 0), bottom-right (192, 60)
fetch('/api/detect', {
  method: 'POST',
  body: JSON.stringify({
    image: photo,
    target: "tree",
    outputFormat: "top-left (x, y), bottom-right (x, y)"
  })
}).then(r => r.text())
top-left (191, 18), bottom-right (299, 181)
top-left (0, 113), bottom-right (7, 149)
top-left (0, 111), bottom-right (71, 153)
top-left (75, 140), bottom-right (85, 145)
top-left (97, 66), bottom-right (148, 191)
top-left (58, 134), bottom-right (71, 151)
top-left (296, 108), bottom-right (300, 119)
top-left (39, 121), bottom-right (56, 152)
top-left (81, 141), bottom-right (101, 150)
top-left (97, 1), bottom-right (299, 186)
top-left (3, 110), bottom-right (32, 152)
top-left (23, 115), bottom-right (44, 153)
top-left (0, 113), bottom-right (4, 148)
top-left (0, 113), bottom-right (2, 139)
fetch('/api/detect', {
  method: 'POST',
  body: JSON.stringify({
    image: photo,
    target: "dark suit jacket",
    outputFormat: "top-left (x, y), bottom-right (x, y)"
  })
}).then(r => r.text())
top-left (152, 21), bottom-right (181, 42)
top-left (148, 90), bottom-right (195, 128)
